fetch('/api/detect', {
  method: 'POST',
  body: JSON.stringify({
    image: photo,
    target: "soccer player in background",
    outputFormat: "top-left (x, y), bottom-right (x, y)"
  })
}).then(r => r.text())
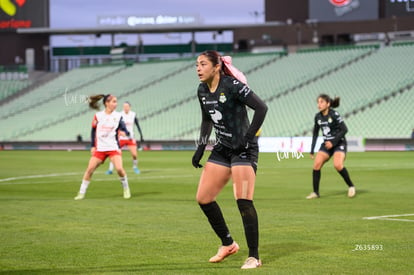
top-left (192, 50), bottom-right (267, 269)
top-left (74, 94), bottom-right (131, 200)
top-left (307, 94), bottom-right (356, 199)
top-left (106, 101), bottom-right (144, 174)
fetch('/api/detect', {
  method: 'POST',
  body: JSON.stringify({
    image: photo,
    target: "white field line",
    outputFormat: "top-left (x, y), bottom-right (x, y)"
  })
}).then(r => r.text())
top-left (0, 172), bottom-right (195, 185)
top-left (363, 214), bottom-right (414, 222)
top-left (0, 172), bottom-right (81, 183)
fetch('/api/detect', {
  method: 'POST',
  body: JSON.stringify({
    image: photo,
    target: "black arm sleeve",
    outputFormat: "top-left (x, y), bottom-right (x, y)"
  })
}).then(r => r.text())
top-left (91, 127), bottom-right (96, 147)
top-left (134, 117), bottom-right (143, 138)
top-left (331, 122), bottom-right (348, 147)
top-left (197, 108), bottom-right (213, 146)
top-left (244, 92), bottom-right (268, 140)
top-left (310, 119), bottom-right (319, 155)
top-left (117, 117), bottom-right (130, 137)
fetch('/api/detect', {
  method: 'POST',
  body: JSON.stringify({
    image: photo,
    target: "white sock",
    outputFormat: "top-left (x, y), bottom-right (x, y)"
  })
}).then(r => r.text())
top-left (133, 159), bottom-right (138, 168)
top-left (79, 180), bottom-right (90, 194)
top-left (108, 162), bottom-right (114, 171)
top-left (120, 176), bottom-right (129, 189)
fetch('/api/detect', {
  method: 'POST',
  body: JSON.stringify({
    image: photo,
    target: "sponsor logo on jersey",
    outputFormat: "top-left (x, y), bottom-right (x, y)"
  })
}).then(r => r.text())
top-left (210, 109), bottom-right (222, 124)
top-left (238, 85), bottom-right (251, 97)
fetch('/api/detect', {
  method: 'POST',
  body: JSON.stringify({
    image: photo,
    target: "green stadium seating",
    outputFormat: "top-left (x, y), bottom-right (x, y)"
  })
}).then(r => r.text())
top-left (1, 45), bottom-right (413, 142)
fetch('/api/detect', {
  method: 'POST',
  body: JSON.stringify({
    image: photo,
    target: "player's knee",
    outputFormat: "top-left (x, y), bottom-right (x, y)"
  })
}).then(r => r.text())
top-left (196, 193), bottom-right (212, 204)
top-left (116, 168), bottom-right (125, 176)
top-left (195, 194), bottom-right (204, 204)
top-left (313, 162), bottom-right (323, 170)
top-left (334, 163), bottom-right (343, 171)
top-left (86, 166), bottom-right (96, 176)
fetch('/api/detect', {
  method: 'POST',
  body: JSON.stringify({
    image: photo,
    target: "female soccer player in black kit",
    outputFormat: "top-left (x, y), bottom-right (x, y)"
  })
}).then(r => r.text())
top-left (307, 94), bottom-right (356, 199)
top-left (192, 50), bottom-right (267, 269)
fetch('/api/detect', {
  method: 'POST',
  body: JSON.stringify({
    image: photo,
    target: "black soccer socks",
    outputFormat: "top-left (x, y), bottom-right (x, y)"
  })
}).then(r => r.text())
top-left (313, 169), bottom-right (321, 195)
top-left (338, 167), bottom-right (354, 187)
top-left (237, 199), bottom-right (259, 259)
top-left (199, 201), bottom-right (234, 246)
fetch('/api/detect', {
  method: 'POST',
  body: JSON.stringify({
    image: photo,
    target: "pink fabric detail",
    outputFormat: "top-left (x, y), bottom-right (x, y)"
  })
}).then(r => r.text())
top-left (221, 56), bottom-right (248, 85)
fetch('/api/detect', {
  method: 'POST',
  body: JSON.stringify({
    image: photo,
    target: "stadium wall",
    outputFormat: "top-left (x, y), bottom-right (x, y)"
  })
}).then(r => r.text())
top-left (233, 16), bottom-right (414, 50)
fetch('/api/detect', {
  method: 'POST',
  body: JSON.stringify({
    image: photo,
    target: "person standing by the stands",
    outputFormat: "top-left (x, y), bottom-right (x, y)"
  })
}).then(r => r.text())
top-left (74, 94), bottom-right (131, 200)
top-left (306, 94), bottom-right (356, 199)
top-left (192, 50), bottom-right (268, 269)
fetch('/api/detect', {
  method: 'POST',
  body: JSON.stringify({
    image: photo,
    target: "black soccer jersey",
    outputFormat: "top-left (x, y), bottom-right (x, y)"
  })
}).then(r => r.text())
top-left (197, 75), bottom-right (265, 150)
top-left (310, 108), bottom-right (348, 154)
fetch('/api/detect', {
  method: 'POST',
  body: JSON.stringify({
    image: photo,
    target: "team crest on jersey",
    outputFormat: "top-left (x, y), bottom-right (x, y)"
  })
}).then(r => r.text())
top-left (328, 117), bottom-right (332, 123)
top-left (219, 93), bottom-right (226, 103)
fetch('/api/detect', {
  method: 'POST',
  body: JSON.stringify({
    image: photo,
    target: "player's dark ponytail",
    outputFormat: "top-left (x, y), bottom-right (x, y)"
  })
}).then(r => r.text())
top-left (318, 94), bottom-right (340, 108)
top-left (88, 94), bottom-right (113, 110)
top-left (331, 97), bottom-right (340, 108)
top-left (199, 50), bottom-right (247, 84)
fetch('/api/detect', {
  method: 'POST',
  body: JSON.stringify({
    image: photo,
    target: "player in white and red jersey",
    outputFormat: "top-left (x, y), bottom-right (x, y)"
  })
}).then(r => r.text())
top-left (106, 101), bottom-right (144, 174)
top-left (74, 94), bottom-right (131, 200)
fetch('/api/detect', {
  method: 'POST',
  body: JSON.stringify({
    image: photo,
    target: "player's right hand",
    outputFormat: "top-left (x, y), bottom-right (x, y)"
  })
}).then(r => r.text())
top-left (90, 147), bottom-right (96, 155)
top-left (192, 145), bottom-right (205, 168)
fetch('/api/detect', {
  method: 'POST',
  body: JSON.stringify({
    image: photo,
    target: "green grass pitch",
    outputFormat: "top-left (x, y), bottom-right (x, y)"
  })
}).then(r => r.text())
top-left (0, 150), bottom-right (413, 274)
